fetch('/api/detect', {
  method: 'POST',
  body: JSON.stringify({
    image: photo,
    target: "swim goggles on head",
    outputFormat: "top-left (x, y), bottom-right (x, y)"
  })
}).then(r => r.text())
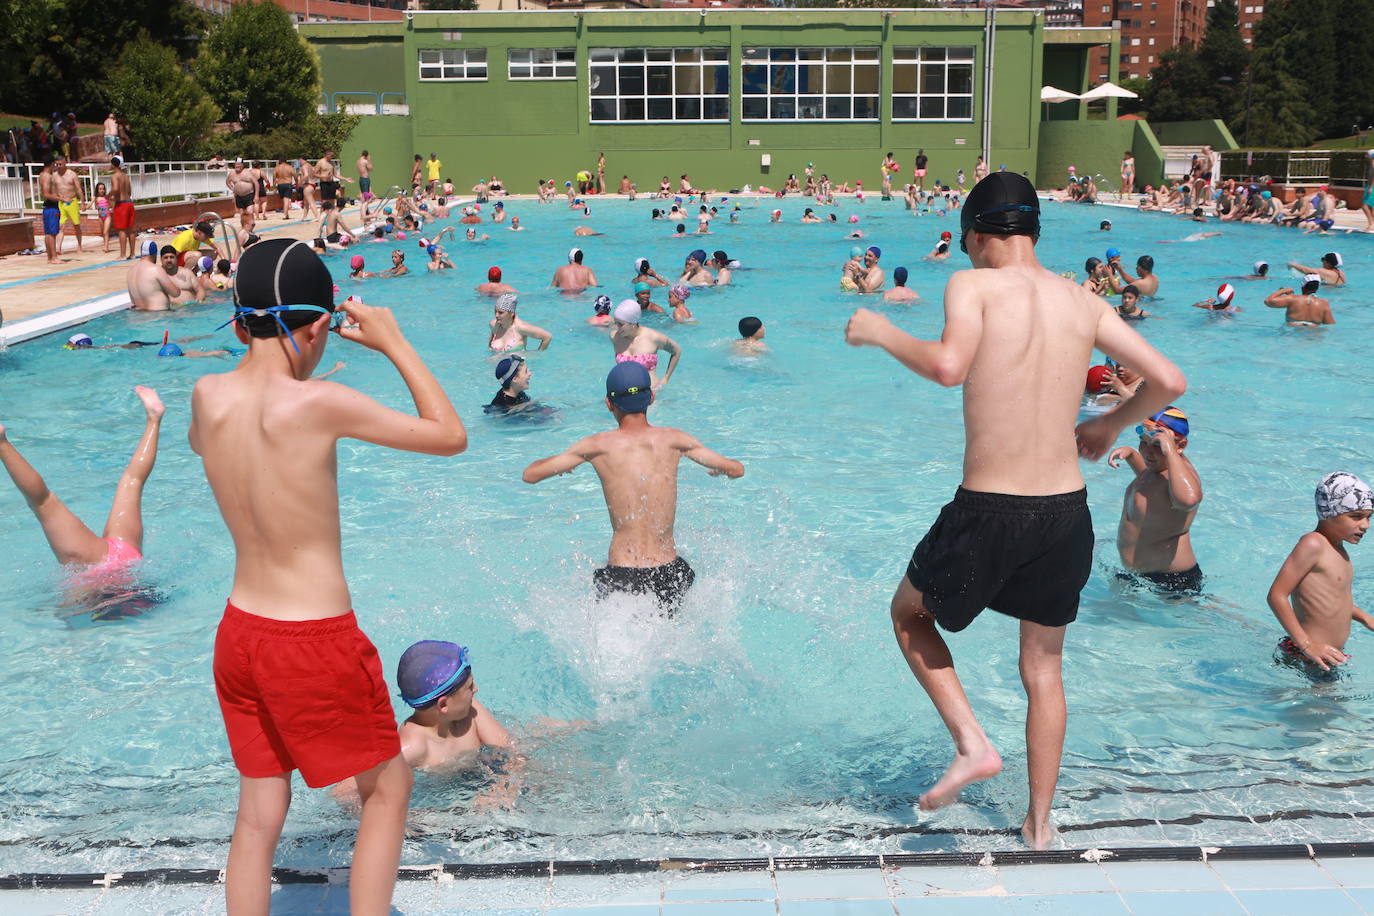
top-left (498, 354), bottom-right (525, 386)
top-left (609, 384), bottom-right (647, 399)
top-left (215, 305), bottom-right (343, 354)
top-left (1135, 422), bottom-right (1160, 439)
top-left (404, 646), bottom-right (472, 708)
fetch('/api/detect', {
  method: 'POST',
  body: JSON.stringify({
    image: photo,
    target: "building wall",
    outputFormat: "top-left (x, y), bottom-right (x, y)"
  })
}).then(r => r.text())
top-left (304, 9), bottom-right (1048, 192)
top-left (1083, 0), bottom-right (1205, 81)
top-left (1036, 117), bottom-right (1164, 190)
top-left (1234, 1), bottom-right (1265, 46)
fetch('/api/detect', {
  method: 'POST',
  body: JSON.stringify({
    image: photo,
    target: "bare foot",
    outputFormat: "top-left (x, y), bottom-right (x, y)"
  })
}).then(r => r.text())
top-left (918, 744), bottom-right (1003, 810)
top-left (1021, 818), bottom-right (1060, 851)
top-left (134, 386), bottom-right (165, 420)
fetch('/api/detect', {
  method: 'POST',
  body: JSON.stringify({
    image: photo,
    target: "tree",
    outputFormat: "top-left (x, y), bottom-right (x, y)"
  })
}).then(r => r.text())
top-left (195, 1), bottom-right (320, 135)
top-left (1198, 0), bottom-right (1248, 127)
top-left (105, 37), bottom-right (220, 159)
top-left (1141, 46), bottom-right (1215, 122)
top-left (1244, 40), bottom-right (1317, 148)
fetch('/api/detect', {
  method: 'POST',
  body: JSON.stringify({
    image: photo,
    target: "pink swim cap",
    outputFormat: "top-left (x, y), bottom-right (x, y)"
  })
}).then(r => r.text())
top-left (350, 255), bottom-right (364, 270)
top-left (848, 215), bottom-right (859, 223)
top-left (396, 231), bottom-right (407, 240)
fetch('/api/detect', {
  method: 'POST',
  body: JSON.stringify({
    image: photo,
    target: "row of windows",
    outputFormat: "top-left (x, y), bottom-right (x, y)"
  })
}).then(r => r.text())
top-left (418, 46), bottom-right (975, 123)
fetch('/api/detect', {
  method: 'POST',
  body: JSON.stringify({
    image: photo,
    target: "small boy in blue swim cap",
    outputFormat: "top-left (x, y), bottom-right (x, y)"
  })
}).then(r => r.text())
top-left (1107, 406), bottom-right (1204, 594)
top-left (522, 362), bottom-right (745, 615)
top-left (1269, 472), bottom-right (1374, 679)
top-left (395, 641), bottom-right (512, 769)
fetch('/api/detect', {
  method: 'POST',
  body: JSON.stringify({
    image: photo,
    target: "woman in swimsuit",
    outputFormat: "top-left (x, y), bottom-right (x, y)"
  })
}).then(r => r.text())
top-left (488, 294), bottom-right (553, 352)
top-left (609, 300), bottom-right (682, 389)
top-left (0, 386), bottom-right (163, 583)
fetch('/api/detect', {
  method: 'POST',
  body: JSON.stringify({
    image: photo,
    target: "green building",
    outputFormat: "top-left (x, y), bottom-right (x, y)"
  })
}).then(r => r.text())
top-left (302, 9), bottom-right (1184, 194)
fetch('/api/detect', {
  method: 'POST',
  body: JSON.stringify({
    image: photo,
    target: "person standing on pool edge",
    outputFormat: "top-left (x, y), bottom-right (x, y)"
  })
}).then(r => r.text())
top-left (843, 172), bottom-right (1187, 850)
top-left (522, 362), bottom-right (744, 615)
top-left (191, 238), bottom-right (467, 915)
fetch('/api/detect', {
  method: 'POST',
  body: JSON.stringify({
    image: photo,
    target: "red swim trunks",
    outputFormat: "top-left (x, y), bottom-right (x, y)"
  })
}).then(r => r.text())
top-left (213, 601), bottom-right (400, 787)
top-left (112, 201), bottom-right (135, 230)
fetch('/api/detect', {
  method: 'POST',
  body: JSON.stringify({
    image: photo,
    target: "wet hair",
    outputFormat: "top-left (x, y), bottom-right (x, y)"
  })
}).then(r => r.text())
top-left (1137, 255), bottom-right (1154, 272)
top-left (216, 259), bottom-right (231, 274)
top-left (373, 227), bottom-right (385, 238)
top-left (1121, 284), bottom-right (1139, 297)
top-left (713, 250), bottom-right (728, 264)
top-left (738, 316), bottom-right (762, 338)
top-left (1192, 207), bottom-right (1203, 217)
top-left (1084, 257), bottom-right (1102, 274)
top-left (676, 223), bottom-right (685, 233)
top-left (1322, 252), bottom-right (1338, 267)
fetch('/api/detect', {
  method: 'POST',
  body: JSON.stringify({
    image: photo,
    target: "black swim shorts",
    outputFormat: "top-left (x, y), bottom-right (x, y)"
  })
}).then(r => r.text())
top-left (594, 556), bottom-right (696, 615)
top-left (906, 487), bottom-right (1093, 632)
top-left (1136, 564), bottom-right (1203, 594)
top-left (234, 192), bottom-right (253, 210)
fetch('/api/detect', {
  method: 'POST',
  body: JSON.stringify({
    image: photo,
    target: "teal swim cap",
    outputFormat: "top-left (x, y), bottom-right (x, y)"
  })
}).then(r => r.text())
top-left (634, 281), bottom-right (651, 294)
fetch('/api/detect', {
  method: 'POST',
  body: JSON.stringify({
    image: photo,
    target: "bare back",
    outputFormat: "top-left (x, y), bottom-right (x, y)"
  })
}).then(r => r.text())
top-left (192, 371), bottom-right (351, 619)
top-left (956, 266), bottom-right (1102, 494)
top-left (583, 426), bottom-right (695, 566)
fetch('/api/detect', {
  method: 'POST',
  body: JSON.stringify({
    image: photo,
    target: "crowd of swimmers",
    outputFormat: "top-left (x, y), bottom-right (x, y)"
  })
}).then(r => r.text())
top-left (9, 162), bottom-right (1374, 913)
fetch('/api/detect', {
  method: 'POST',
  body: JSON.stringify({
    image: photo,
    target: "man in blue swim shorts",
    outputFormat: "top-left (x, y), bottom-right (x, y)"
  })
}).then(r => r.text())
top-left (844, 172), bottom-right (1187, 849)
top-left (522, 362), bottom-right (745, 615)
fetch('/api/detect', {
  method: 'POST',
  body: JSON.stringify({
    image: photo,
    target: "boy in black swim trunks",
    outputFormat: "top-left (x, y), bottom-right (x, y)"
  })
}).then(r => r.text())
top-left (521, 362), bottom-right (744, 615)
top-left (1107, 407), bottom-right (1204, 594)
top-left (843, 172), bottom-right (1187, 849)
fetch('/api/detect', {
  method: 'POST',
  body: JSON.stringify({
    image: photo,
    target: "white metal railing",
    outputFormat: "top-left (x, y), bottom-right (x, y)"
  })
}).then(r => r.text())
top-left (1, 160), bottom-right (335, 213)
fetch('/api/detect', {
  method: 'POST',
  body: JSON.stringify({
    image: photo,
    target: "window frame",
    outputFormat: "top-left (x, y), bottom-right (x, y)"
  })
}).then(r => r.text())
top-left (417, 47), bottom-right (488, 82)
top-left (507, 47), bottom-right (576, 81)
top-left (588, 46), bottom-right (730, 124)
top-left (740, 46), bottom-right (881, 123)
top-left (890, 45), bottom-right (976, 123)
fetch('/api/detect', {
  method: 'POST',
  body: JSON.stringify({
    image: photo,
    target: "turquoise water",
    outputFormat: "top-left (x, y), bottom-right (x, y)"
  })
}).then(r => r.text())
top-left (1, 197), bottom-right (1372, 873)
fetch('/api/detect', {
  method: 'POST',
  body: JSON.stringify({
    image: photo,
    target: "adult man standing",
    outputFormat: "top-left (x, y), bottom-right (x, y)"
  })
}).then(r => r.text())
top-left (356, 150), bottom-right (373, 199)
top-left (843, 173), bottom-right (1186, 849)
top-left (126, 241), bottom-right (191, 311)
top-left (103, 112), bottom-right (122, 157)
top-left (315, 150), bottom-right (351, 212)
top-left (273, 159), bottom-right (297, 220)
top-left (109, 156), bottom-right (136, 260)
top-left (52, 157), bottom-right (86, 256)
top-left (38, 160), bottom-right (62, 264)
top-left (227, 159), bottom-right (257, 220)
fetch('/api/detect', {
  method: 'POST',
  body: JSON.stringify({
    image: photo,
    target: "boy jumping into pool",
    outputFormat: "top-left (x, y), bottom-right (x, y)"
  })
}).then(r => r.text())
top-left (843, 172), bottom-right (1187, 849)
top-left (191, 238), bottom-right (466, 916)
top-left (1267, 472), bottom-right (1374, 677)
top-left (0, 386), bottom-right (162, 575)
top-left (522, 362), bottom-right (745, 615)
top-left (1108, 407), bottom-right (1204, 593)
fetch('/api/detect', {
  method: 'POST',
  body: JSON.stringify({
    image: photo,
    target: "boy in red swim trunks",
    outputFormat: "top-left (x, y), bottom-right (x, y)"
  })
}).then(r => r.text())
top-left (191, 238), bottom-right (466, 915)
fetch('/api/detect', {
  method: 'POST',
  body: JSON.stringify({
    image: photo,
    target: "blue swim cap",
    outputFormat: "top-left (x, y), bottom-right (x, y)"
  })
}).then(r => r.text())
top-left (689, 249), bottom-right (707, 263)
top-left (397, 640), bottom-right (471, 708)
top-left (383, 206), bottom-right (393, 214)
top-left (426, 244), bottom-right (437, 256)
top-left (495, 353), bottom-right (525, 385)
top-left (1105, 247), bottom-right (1121, 259)
top-left (142, 240), bottom-right (159, 259)
top-left (606, 361), bottom-right (653, 414)
top-left (866, 246), bottom-right (881, 259)
top-left (158, 343), bottom-right (183, 358)
top-left (850, 246), bottom-right (864, 258)
top-left (894, 266), bottom-right (908, 285)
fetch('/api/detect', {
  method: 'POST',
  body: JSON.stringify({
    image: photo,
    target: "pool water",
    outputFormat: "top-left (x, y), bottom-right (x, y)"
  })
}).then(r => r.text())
top-left (1, 196), bottom-right (1372, 874)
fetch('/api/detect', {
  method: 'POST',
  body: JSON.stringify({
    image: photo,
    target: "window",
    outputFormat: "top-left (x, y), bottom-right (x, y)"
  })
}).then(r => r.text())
top-left (1131, 55), bottom-right (1140, 63)
top-left (418, 48), bottom-right (487, 81)
top-left (589, 47), bottom-right (729, 122)
top-left (741, 47), bottom-right (880, 121)
top-left (891, 46), bottom-right (975, 121)
top-left (1148, 55), bottom-right (1155, 62)
top-left (1101, 4), bottom-right (1109, 10)
top-left (1148, 37), bottom-right (1155, 45)
top-left (1131, 37), bottom-right (1140, 45)
top-left (508, 48), bottom-right (575, 80)
top-left (1243, 20), bottom-right (1252, 27)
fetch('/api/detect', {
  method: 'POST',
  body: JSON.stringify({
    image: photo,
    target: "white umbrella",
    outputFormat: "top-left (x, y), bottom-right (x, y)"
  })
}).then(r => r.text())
top-left (1080, 81), bottom-right (1139, 100)
top-left (1040, 85), bottom-right (1081, 103)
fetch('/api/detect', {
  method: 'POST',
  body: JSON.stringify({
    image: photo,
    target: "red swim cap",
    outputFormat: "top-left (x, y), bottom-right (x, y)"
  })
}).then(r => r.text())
top-left (941, 231), bottom-right (952, 240)
top-left (488, 266), bottom-right (502, 282)
top-left (1086, 365), bottom-right (1113, 394)
top-left (1216, 283), bottom-right (1235, 305)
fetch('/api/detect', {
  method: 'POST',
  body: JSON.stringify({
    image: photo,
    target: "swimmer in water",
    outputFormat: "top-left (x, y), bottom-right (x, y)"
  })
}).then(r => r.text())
top-left (552, 248), bottom-right (598, 293)
top-left (1265, 275), bottom-right (1334, 326)
top-left (769, 209), bottom-right (782, 223)
top-left (1100, 219), bottom-right (1112, 232)
top-left (1116, 285), bottom-right (1155, 321)
top-left (522, 361), bottom-right (744, 616)
top-left (394, 641), bottom-right (512, 767)
top-left (667, 285), bottom-right (694, 323)
top-left (377, 249), bottom-right (409, 278)
top-left (735, 316), bottom-right (766, 354)
top-left (680, 250), bottom-right (714, 286)
top-left (0, 386), bottom-right (163, 578)
top-left (843, 172), bottom-right (1187, 849)
top-left (487, 354), bottom-right (534, 413)
top-left (710, 250), bottom-right (733, 285)
top-left (854, 246), bottom-right (885, 293)
top-left (1191, 283), bottom-right (1241, 315)
top-left (349, 254), bottom-right (375, 279)
top-left (488, 294), bottom-right (552, 352)
top-left (426, 244), bottom-right (454, 272)
top-left (633, 257), bottom-right (669, 287)
top-left (883, 266), bottom-right (919, 304)
top-left (1268, 472), bottom-right (1374, 678)
top-left (634, 281), bottom-right (666, 315)
top-left (1108, 407), bottom-right (1204, 595)
top-left (1288, 252), bottom-right (1346, 287)
top-left (464, 227), bottom-right (490, 242)
top-left (671, 223), bottom-right (688, 238)
top-left (574, 225), bottom-right (602, 237)
top-left (588, 294), bottom-right (614, 327)
top-left (476, 266), bottom-right (517, 296)
top-left (609, 300), bottom-right (681, 389)
top-left (1246, 260), bottom-right (1270, 280)
top-left (509, 216), bottom-right (524, 231)
top-left (928, 231), bottom-right (953, 260)
top-left (801, 208), bottom-right (821, 223)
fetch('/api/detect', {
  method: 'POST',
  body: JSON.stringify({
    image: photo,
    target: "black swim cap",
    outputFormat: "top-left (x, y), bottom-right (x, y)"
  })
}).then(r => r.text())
top-left (960, 172), bottom-right (1040, 253)
top-left (738, 316), bottom-right (762, 338)
top-left (232, 238), bottom-right (334, 339)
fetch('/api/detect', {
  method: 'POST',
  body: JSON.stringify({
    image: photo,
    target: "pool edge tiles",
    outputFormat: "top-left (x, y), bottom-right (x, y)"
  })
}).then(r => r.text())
top-left (0, 290), bottom-right (132, 346)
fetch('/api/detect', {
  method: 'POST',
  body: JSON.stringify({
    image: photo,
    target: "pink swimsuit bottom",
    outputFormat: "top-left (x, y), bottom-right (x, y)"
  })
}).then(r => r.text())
top-left (616, 352), bottom-right (659, 371)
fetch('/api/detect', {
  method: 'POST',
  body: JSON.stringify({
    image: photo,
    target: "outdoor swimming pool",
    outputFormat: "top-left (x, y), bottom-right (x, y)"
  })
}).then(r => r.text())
top-left (0, 195), bottom-right (1371, 876)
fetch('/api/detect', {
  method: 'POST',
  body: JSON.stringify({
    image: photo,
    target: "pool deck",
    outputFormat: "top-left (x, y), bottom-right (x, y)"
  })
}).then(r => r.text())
top-left (4, 844), bottom-right (1374, 914)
